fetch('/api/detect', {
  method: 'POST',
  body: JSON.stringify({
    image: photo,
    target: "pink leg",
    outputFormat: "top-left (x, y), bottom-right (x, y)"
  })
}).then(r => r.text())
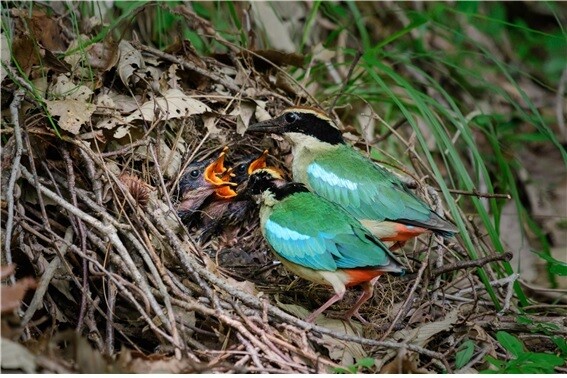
top-left (305, 290), bottom-right (345, 323)
top-left (342, 276), bottom-right (381, 323)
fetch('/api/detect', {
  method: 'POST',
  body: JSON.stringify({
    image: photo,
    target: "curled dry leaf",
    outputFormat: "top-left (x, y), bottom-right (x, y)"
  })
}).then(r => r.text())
top-left (231, 100), bottom-right (256, 135)
top-left (118, 40), bottom-right (145, 87)
top-left (133, 140), bottom-right (183, 178)
top-left (254, 101), bottom-right (272, 122)
top-left (65, 37), bottom-right (119, 73)
top-left (203, 114), bottom-right (222, 136)
top-left (250, 2), bottom-right (296, 53)
top-left (86, 40), bottom-right (120, 71)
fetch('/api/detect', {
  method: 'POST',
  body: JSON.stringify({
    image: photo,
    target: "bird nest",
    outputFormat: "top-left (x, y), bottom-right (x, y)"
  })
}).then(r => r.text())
top-left (1, 7), bottom-right (521, 374)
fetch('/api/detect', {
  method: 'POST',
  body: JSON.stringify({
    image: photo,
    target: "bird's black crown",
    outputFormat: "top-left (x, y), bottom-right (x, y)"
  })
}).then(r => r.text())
top-left (247, 170), bottom-right (308, 200)
top-left (279, 109), bottom-right (345, 145)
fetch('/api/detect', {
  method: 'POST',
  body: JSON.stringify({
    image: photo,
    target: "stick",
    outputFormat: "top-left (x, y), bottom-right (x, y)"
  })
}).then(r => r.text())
top-left (401, 252), bottom-right (513, 281)
top-left (328, 49), bottom-right (362, 113)
top-left (4, 89), bottom-right (25, 284)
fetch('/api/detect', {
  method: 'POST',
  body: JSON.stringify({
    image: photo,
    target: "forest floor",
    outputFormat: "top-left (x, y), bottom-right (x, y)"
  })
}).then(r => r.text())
top-left (1, 2), bottom-right (566, 374)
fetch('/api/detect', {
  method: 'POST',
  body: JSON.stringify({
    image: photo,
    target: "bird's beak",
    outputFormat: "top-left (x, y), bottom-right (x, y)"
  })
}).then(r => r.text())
top-left (247, 150), bottom-right (269, 174)
top-left (246, 116), bottom-right (284, 133)
top-left (214, 184), bottom-right (238, 199)
top-left (204, 148), bottom-right (237, 188)
top-left (216, 167), bottom-right (238, 198)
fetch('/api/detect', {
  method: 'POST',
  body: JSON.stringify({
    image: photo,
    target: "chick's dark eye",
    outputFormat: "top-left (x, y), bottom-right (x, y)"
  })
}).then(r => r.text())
top-left (236, 164), bottom-right (247, 173)
top-left (189, 169), bottom-right (200, 178)
top-left (284, 112), bottom-right (299, 124)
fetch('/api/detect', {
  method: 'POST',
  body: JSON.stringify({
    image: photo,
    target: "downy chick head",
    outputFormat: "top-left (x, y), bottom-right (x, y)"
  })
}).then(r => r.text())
top-left (177, 148), bottom-right (235, 218)
top-left (217, 150), bottom-right (287, 198)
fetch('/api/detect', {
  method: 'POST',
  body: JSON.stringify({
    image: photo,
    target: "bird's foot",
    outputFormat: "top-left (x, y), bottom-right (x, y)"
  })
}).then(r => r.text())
top-left (343, 310), bottom-right (370, 324)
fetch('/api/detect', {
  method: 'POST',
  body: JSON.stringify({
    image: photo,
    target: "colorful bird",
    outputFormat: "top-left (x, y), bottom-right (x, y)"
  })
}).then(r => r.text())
top-left (176, 148), bottom-right (233, 228)
top-left (246, 107), bottom-right (458, 246)
top-left (243, 168), bottom-right (405, 323)
top-left (198, 150), bottom-right (272, 241)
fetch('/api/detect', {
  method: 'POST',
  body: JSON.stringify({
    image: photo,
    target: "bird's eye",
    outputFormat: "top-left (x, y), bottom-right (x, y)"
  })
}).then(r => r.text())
top-left (236, 164), bottom-right (247, 174)
top-left (284, 112), bottom-right (299, 124)
top-left (189, 169), bottom-right (200, 178)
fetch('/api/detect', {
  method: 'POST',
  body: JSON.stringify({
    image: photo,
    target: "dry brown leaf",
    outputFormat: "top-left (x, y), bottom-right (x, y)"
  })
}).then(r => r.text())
top-left (26, 10), bottom-right (66, 52)
top-left (500, 200), bottom-right (538, 283)
top-left (203, 114), bottom-right (222, 136)
top-left (46, 99), bottom-right (95, 135)
top-left (117, 40), bottom-right (145, 87)
top-left (65, 37), bottom-right (119, 75)
top-left (134, 140), bottom-right (182, 178)
top-left (11, 34), bottom-right (39, 76)
top-left (1, 265), bottom-right (37, 314)
top-left (393, 307), bottom-right (459, 347)
top-left (86, 39), bottom-right (119, 71)
top-left (113, 89), bottom-right (210, 138)
top-left (1, 338), bottom-right (37, 373)
top-left (380, 349), bottom-right (430, 374)
top-left (275, 298), bottom-right (365, 366)
top-left (124, 88), bottom-right (211, 124)
top-left (233, 100), bottom-right (256, 135)
top-left (1, 32), bottom-right (10, 82)
top-left (312, 42), bottom-right (337, 62)
top-left (225, 276), bottom-right (258, 296)
top-left (250, 2), bottom-right (297, 52)
top-left (254, 101), bottom-right (272, 122)
top-left (94, 91), bottom-right (140, 130)
top-left (50, 74), bottom-right (93, 101)
top-left (167, 64), bottom-right (181, 89)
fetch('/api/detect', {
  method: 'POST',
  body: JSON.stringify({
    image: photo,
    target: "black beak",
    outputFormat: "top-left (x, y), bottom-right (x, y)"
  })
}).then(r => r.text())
top-left (246, 116), bottom-right (285, 134)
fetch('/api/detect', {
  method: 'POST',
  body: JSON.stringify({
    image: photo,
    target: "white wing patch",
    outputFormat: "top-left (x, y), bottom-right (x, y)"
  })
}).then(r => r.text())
top-left (308, 163), bottom-right (358, 190)
top-left (266, 219), bottom-right (310, 241)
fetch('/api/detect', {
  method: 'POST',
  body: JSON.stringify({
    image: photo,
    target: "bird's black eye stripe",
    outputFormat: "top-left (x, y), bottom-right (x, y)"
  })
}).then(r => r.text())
top-left (236, 163), bottom-right (247, 173)
top-left (284, 112), bottom-right (299, 124)
top-left (190, 169), bottom-right (200, 178)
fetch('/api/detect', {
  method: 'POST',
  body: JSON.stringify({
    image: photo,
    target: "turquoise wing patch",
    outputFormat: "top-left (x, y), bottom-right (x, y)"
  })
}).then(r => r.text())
top-left (263, 193), bottom-right (393, 271)
top-left (306, 147), bottom-right (432, 223)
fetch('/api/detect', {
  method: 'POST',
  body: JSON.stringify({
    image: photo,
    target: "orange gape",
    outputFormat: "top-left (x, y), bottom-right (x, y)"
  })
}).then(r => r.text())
top-left (380, 223), bottom-right (430, 242)
top-left (345, 269), bottom-right (384, 287)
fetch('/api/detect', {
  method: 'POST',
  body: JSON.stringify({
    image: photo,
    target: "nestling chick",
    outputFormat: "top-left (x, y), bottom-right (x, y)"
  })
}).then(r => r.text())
top-left (199, 150), bottom-right (273, 242)
top-left (176, 148), bottom-right (233, 230)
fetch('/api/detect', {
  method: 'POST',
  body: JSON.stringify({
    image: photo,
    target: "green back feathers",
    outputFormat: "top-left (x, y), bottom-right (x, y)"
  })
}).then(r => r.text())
top-left (305, 145), bottom-right (457, 233)
top-left (263, 191), bottom-right (402, 272)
